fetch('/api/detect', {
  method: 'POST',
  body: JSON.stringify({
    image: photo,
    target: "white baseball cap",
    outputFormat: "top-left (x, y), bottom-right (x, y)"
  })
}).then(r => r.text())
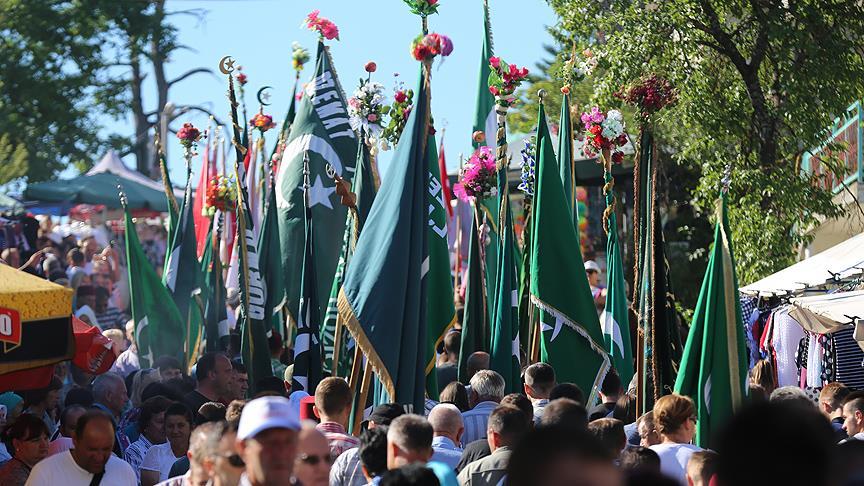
top-left (237, 396), bottom-right (300, 440)
top-left (584, 260), bottom-right (601, 272)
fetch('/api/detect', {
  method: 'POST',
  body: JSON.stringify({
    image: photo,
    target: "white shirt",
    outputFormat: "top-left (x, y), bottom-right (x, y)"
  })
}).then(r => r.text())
top-left (25, 449), bottom-right (136, 486)
top-left (141, 442), bottom-right (184, 483)
top-left (650, 442), bottom-right (702, 485)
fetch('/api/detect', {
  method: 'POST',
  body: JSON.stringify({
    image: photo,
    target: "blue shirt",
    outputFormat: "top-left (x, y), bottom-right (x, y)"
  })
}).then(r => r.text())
top-left (461, 401), bottom-right (498, 446)
top-left (431, 436), bottom-right (463, 470)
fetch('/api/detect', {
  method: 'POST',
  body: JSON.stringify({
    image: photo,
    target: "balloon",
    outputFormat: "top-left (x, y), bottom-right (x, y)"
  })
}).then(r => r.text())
top-left (575, 186), bottom-right (588, 202)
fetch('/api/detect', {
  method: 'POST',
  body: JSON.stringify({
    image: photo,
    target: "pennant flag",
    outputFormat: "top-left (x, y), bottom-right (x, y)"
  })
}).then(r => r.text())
top-left (457, 212), bottom-right (488, 383)
top-left (259, 172), bottom-right (286, 333)
top-left (194, 137), bottom-right (213, 259)
top-left (277, 41), bottom-right (359, 329)
top-left (425, 132), bottom-right (457, 399)
top-left (531, 101), bottom-right (610, 405)
top-left (322, 138), bottom-right (378, 374)
top-left (157, 149), bottom-right (180, 276)
top-left (123, 197), bottom-right (185, 369)
top-left (674, 192), bottom-right (748, 448)
top-left (601, 174), bottom-right (634, 387)
top-left (338, 65), bottom-right (432, 413)
top-left (634, 129), bottom-right (683, 411)
top-left (557, 92), bottom-right (576, 221)
top-left (163, 165), bottom-right (204, 371)
top-left (292, 161), bottom-right (324, 394)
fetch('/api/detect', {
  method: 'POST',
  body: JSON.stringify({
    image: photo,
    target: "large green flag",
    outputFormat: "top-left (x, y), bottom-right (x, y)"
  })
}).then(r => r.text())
top-left (277, 41), bottom-right (358, 328)
top-left (123, 199), bottom-right (185, 369)
top-left (292, 165), bottom-right (323, 394)
top-left (601, 173), bottom-right (634, 387)
top-left (158, 151), bottom-right (180, 277)
top-left (163, 165), bottom-right (204, 371)
top-left (473, 0), bottom-right (499, 327)
top-left (489, 145), bottom-right (521, 394)
top-left (202, 217), bottom-right (228, 353)
top-left (259, 172), bottom-right (286, 333)
top-left (531, 102), bottom-right (610, 405)
top-left (322, 138), bottom-right (378, 375)
top-left (557, 92), bottom-right (576, 221)
top-left (425, 133), bottom-right (457, 399)
top-left (458, 212), bottom-right (488, 383)
top-left (674, 192), bottom-right (748, 448)
top-left (338, 65), bottom-right (432, 413)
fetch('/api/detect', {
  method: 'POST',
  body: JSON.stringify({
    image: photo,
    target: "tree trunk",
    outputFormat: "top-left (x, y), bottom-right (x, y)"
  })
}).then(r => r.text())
top-left (130, 49), bottom-right (150, 175)
top-left (151, 0), bottom-right (169, 176)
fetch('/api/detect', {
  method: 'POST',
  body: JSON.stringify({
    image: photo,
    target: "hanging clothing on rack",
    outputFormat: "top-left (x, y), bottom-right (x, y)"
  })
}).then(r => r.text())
top-left (772, 307), bottom-right (806, 388)
top-left (833, 327), bottom-right (864, 389)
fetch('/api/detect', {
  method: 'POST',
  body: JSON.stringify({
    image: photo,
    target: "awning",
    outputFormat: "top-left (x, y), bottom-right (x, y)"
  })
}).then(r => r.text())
top-left (87, 150), bottom-right (184, 200)
top-left (24, 171), bottom-right (175, 212)
top-left (789, 290), bottom-right (864, 335)
top-left (739, 232), bottom-right (864, 296)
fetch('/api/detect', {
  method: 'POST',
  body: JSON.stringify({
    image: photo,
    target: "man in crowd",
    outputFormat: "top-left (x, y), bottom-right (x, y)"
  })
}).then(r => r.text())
top-left (357, 427), bottom-right (389, 485)
top-left (313, 377), bottom-right (359, 457)
top-left (428, 403), bottom-right (464, 469)
top-left (230, 361), bottom-right (249, 402)
top-left (458, 405), bottom-right (529, 486)
top-left (92, 372), bottom-right (129, 455)
top-left (686, 450), bottom-right (719, 486)
top-left (819, 382), bottom-right (850, 441)
top-left (236, 396), bottom-right (300, 486)
top-left (462, 370), bottom-right (505, 445)
top-left (211, 421), bottom-right (243, 486)
top-left (587, 418), bottom-right (626, 458)
top-left (159, 421), bottom-right (226, 486)
top-left (111, 320), bottom-right (140, 378)
top-left (156, 356), bottom-right (185, 382)
top-left (94, 286), bottom-right (125, 330)
top-left (437, 331), bottom-right (461, 394)
top-left (465, 352), bottom-right (490, 386)
top-left (184, 353), bottom-right (233, 416)
top-left (523, 363), bottom-right (556, 424)
top-left (540, 398), bottom-right (588, 430)
top-left (49, 404), bottom-right (86, 456)
top-left (842, 392), bottom-right (864, 442)
top-left (456, 393), bottom-right (534, 473)
top-left (330, 403), bottom-right (403, 486)
top-left (293, 423), bottom-right (331, 486)
top-left (585, 260), bottom-right (606, 309)
top-left (386, 414), bottom-right (434, 470)
top-left (589, 371), bottom-right (622, 421)
top-left (27, 410), bottom-right (137, 484)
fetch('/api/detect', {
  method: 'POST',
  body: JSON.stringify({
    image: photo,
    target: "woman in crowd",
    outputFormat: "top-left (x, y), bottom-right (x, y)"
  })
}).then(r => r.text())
top-left (140, 402), bottom-right (193, 486)
top-left (21, 377), bottom-right (62, 437)
top-left (125, 396), bottom-right (172, 482)
top-left (649, 394), bottom-right (702, 485)
top-left (0, 414), bottom-right (50, 484)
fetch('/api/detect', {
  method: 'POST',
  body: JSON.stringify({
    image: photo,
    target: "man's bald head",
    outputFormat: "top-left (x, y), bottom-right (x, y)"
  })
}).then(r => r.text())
top-left (428, 404), bottom-right (464, 444)
top-left (467, 352), bottom-right (490, 380)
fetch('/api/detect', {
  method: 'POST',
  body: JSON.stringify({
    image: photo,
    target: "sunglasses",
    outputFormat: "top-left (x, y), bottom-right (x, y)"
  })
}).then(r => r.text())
top-left (298, 453), bottom-right (334, 466)
top-left (217, 453), bottom-right (245, 468)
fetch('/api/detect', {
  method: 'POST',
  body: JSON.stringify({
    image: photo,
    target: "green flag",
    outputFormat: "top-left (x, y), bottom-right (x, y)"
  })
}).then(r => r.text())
top-left (277, 41), bottom-right (358, 329)
top-left (322, 138), bottom-right (378, 375)
top-left (259, 172), bottom-right (286, 333)
top-left (158, 151), bottom-right (179, 276)
top-left (557, 92), bottom-right (576, 221)
top-left (425, 133), bottom-right (457, 399)
top-left (123, 198), bottom-right (185, 369)
top-left (674, 192), bottom-right (748, 448)
top-left (202, 216), bottom-right (228, 353)
top-left (601, 173), bottom-right (634, 387)
top-left (292, 162), bottom-right (324, 394)
top-left (473, 0), bottom-right (499, 327)
top-left (458, 211), bottom-right (488, 383)
top-left (163, 165), bottom-right (204, 371)
top-left (338, 65), bottom-right (432, 412)
top-left (531, 102), bottom-right (610, 405)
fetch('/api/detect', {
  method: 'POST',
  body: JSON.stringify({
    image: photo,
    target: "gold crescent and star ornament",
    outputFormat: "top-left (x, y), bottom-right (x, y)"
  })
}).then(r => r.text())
top-left (218, 55), bottom-right (236, 75)
top-left (257, 86), bottom-right (273, 106)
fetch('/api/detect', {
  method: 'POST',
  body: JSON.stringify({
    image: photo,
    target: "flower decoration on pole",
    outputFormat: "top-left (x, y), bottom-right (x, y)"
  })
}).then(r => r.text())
top-left (235, 67), bottom-right (248, 86)
top-left (292, 42), bottom-right (310, 72)
top-left (203, 175), bottom-right (237, 218)
top-left (488, 57), bottom-right (529, 108)
top-left (348, 68), bottom-right (387, 144)
top-left (580, 107), bottom-right (627, 163)
top-left (177, 122), bottom-right (203, 156)
top-left (250, 112), bottom-right (277, 134)
top-left (380, 75), bottom-right (414, 151)
top-left (518, 136), bottom-right (537, 198)
top-left (403, 0), bottom-right (440, 17)
top-left (616, 73), bottom-right (676, 125)
top-left (454, 146), bottom-right (498, 201)
top-left (410, 33), bottom-right (453, 62)
top-left (558, 48), bottom-right (597, 91)
top-left (304, 10), bottom-right (340, 41)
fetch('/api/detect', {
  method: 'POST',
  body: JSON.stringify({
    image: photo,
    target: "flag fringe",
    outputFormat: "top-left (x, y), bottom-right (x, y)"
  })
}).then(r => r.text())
top-left (529, 294), bottom-right (611, 406)
top-left (425, 313), bottom-right (458, 375)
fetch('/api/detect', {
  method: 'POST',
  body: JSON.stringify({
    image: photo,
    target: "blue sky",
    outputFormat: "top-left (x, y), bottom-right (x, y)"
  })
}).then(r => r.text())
top-left (100, 0), bottom-right (558, 184)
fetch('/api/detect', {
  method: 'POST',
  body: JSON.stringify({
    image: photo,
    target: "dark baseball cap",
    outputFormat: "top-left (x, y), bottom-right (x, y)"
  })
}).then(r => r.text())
top-left (362, 403), bottom-right (404, 429)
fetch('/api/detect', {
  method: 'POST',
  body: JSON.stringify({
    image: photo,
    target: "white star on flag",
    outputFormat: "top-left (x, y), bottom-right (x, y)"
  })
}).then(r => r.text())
top-left (305, 175), bottom-right (336, 209)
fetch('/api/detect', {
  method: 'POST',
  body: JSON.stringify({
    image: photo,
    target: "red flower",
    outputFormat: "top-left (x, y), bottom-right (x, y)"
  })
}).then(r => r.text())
top-left (428, 0), bottom-right (438, 4)
top-left (236, 73), bottom-right (247, 86)
top-left (365, 61), bottom-right (377, 73)
top-left (489, 56), bottom-right (500, 69)
top-left (489, 86), bottom-right (499, 96)
top-left (589, 125), bottom-right (602, 136)
top-left (611, 151), bottom-right (624, 164)
top-left (394, 90), bottom-right (407, 103)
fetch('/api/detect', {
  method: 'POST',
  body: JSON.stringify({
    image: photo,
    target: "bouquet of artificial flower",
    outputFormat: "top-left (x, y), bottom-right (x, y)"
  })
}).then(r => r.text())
top-left (203, 175), bottom-right (237, 217)
top-left (177, 123), bottom-right (202, 150)
top-left (518, 136), bottom-right (537, 198)
top-left (380, 77), bottom-right (414, 150)
top-left (250, 113), bottom-right (277, 134)
top-left (292, 42), bottom-right (310, 71)
top-left (488, 57), bottom-right (529, 107)
top-left (617, 74), bottom-right (676, 123)
top-left (454, 146), bottom-right (498, 201)
top-left (304, 10), bottom-right (339, 40)
top-left (403, 0), bottom-right (439, 17)
top-left (348, 79), bottom-right (387, 140)
top-left (558, 49), bottom-right (597, 88)
top-left (411, 33), bottom-right (453, 61)
top-left (581, 107), bottom-right (627, 163)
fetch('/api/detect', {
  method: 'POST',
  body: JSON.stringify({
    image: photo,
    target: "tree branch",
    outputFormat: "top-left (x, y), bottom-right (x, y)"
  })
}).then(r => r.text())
top-left (168, 67), bottom-right (214, 88)
top-left (169, 105), bottom-right (225, 127)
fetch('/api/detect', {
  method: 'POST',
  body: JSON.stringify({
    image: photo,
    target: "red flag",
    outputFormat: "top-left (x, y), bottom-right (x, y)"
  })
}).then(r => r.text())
top-left (438, 137), bottom-right (453, 218)
top-left (71, 316), bottom-right (115, 375)
top-left (193, 140), bottom-right (212, 258)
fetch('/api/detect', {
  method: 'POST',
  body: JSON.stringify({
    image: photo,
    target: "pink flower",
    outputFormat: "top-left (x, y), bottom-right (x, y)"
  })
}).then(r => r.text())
top-left (489, 86), bottom-right (499, 96)
top-left (439, 35), bottom-right (453, 56)
top-left (367, 113), bottom-right (378, 122)
top-left (348, 97), bottom-right (360, 109)
top-left (307, 10), bottom-right (320, 22)
top-left (428, 0), bottom-right (438, 5)
top-left (394, 90), bottom-right (407, 103)
top-left (489, 57), bottom-right (500, 68)
top-left (453, 183), bottom-right (469, 201)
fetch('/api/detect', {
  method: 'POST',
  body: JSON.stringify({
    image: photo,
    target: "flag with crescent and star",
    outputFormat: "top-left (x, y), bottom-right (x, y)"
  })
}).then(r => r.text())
top-left (277, 41), bottom-right (358, 330)
top-left (531, 101), bottom-right (610, 406)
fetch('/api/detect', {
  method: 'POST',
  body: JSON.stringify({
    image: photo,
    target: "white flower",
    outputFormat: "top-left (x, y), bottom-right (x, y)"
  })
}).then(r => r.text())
top-left (606, 109), bottom-right (623, 122)
top-left (601, 118), bottom-right (623, 139)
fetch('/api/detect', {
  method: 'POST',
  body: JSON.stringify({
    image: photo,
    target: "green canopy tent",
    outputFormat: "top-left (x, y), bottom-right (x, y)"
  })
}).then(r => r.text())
top-left (24, 172), bottom-right (177, 212)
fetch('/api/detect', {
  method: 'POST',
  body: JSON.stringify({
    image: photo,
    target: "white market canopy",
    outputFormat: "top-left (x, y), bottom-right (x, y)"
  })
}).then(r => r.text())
top-left (739, 232), bottom-right (864, 296)
top-left (789, 290), bottom-right (864, 335)
top-left (87, 150), bottom-right (184, 200)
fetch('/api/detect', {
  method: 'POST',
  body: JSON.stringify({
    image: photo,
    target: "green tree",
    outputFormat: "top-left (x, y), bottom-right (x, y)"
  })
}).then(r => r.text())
top-left (538, 0), bottom-right (860, 283)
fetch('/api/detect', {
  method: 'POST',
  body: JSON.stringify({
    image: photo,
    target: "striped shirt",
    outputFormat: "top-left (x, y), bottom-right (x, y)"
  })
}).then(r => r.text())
top-left (124, 435), bottom-right (154, 481)
top-left (316, 422), bottom-right (359, 458)
top-left (461, 401), bottom-right (499, 446)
